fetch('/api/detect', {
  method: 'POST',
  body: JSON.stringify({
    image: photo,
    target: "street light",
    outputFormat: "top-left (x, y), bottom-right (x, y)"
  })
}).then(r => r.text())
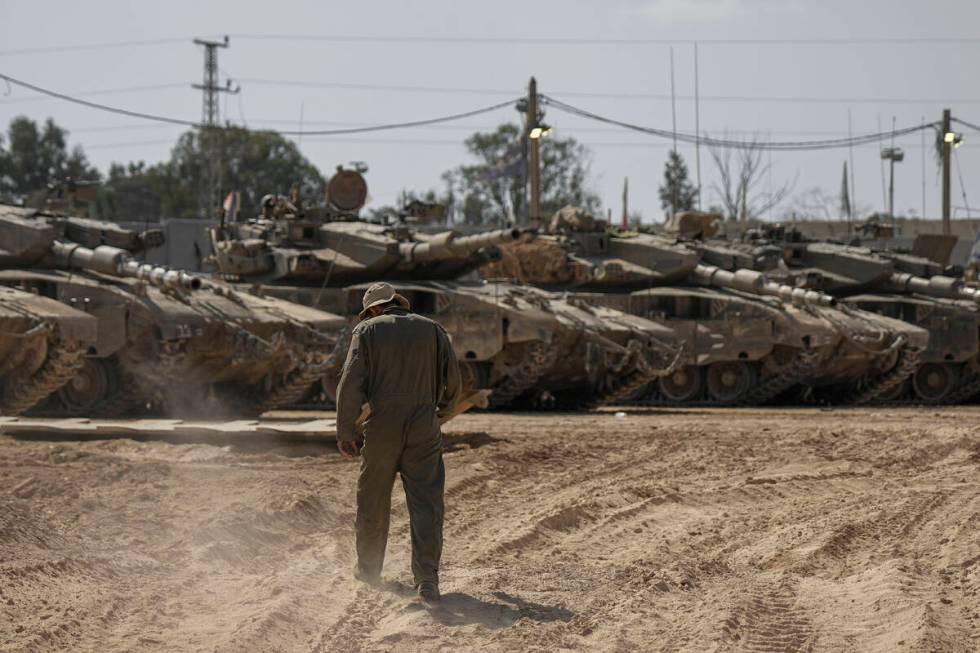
top-left (881, 147), bottom-right (905, 220)
top-left (529, 125), bottom-right (552, 139)
top-left (944, 131), bottom-right (964, 148)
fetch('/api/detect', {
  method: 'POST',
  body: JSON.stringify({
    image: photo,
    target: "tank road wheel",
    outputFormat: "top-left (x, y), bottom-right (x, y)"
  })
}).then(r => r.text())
top-left (706, 361), bottom-right (758, 403)
top-left (657, 365), bottom-right (704, 403)
top-left (55, 358), bottom-right (116, 413)
top-left (912, 363), bottom-right (960, 403)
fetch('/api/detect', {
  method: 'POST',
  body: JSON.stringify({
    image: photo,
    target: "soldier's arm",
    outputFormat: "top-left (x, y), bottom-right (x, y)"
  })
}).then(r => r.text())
top-left (436, 326), bottom-right (463, 420)
top-left (336, 325), bottom-right (370, 441)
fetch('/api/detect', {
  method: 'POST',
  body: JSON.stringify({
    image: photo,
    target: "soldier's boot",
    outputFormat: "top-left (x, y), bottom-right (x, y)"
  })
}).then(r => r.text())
top-left (417, 580), bottom-right (440, 603)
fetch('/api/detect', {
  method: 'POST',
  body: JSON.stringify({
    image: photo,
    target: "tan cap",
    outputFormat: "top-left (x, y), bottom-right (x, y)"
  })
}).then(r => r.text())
top-left (358, 282), bottom-right (410, 319)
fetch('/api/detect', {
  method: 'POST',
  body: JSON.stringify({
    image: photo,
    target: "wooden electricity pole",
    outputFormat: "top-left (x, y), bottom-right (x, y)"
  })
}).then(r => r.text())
top-left (942, 108), bottom-right (952, 235)
top-left (526, 77), bottom-right (541, 229)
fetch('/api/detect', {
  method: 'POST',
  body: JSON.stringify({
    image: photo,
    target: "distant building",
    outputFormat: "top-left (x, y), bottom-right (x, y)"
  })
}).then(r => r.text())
top-left (118, 218), bottom-right (215, 272)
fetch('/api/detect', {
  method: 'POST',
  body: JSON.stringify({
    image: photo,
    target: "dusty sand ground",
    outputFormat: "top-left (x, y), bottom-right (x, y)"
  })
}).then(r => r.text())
top-left (1, 407), bottom-right (978, 652)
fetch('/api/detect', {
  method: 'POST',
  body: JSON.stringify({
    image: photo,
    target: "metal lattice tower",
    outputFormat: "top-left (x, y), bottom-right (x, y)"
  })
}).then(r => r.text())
top-left (192, 36), bottom-right (239, 218)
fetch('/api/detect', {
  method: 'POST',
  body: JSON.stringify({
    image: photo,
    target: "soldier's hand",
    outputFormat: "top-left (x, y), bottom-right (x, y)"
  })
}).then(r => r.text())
top-left (337, 439), bottom-right (360, 459)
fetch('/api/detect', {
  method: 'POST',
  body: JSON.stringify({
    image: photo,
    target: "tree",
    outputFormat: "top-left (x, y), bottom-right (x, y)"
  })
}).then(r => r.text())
top-left (784, 187), bottom-right (873, 222)
top-left (99, 127), bottom-right (327, 220)
top-left (707, 136), bottom-right (794, 225)
top-left (0, 116), bottom-right (99, 205)
top-left (443, 123), bottom-right (600, 226)
top-left (657, 149), bottom-right (698, 218)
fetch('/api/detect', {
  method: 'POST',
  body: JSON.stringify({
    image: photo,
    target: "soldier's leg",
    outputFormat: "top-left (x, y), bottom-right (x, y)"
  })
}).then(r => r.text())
top-left (399, 407), bottom-right (445, 586)
top-left (355, 428), bottom-right (401, 580)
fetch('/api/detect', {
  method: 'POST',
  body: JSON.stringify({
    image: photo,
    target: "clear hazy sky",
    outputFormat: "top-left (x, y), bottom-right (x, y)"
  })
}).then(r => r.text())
top-left (1, 0), bottom-right (978, 223)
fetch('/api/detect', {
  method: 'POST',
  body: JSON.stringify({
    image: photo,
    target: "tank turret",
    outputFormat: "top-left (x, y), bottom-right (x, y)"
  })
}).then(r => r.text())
top-left (211, 176), bottom-right (528, 285)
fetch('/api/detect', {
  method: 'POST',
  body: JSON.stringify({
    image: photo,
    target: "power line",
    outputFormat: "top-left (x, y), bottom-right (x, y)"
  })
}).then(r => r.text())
top-left (0, 73), bottom-right (199, 126)
top-left (239, 77), bottom-right (518, 96)
top-left (0, 37), bottom-right (193, 57)
top-left (237, 77), bottom-right (980, 105)
top-left (62, 119), bottom-right (917, 138)
top-left (953, 116), bottom-right (980, 132)
top-left (0, 82), bottom-right (188, 104)
top-left (78, 135), bottom-right (977, 151)
top-left (0, 72), bottom-right (518, 135)
top-left (270, 99), bottom-right (517, 135)
top-left (2, 34), bottom-right (979, 56)
top-left (2, 76), bottom-right (969, 111)
top-left (231, 33), bottom-right (980, 46)
top-left (541, 94), bottom-right (938, 151)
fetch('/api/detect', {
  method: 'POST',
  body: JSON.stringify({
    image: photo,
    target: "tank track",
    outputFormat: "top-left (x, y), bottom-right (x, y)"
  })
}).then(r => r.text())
top-left (850, 343), bottom-right (923, 405)
top-left (939, 372), bottom-right (980, 404)
top-left (1, 339), bottom-right (86, 416)
top-left (28, 358), bottom-right (155, 418)
top-left (877, 368), bottom-right (980, 406)
top-left (585, 340), bottom-right (685, 409)
top-left (268, 327), bottom-right (351, 412)
top-left (631, 349), bottom-right (823, 408)
top-left (737, 349), bottom-right (825, 406)
top-left (488, 341), bottom-right (559, 408)
top-left (254, 353), bottom-right (334, 413)
top-left (90, 380), bottom-right (153, 417)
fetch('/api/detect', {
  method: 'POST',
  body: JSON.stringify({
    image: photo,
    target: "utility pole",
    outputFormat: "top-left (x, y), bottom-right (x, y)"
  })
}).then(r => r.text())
top-left (881, 146), bottom-right (904, 220)
top-left (621, 177), bottom-right (629, 230)
top-left (693, 42), bottom-right (702, 210)
top-left (942, 108), bottom-right (952, 235)
top-left (526, 77), bottom-right (541, 229)
top-left (192, 36), bottom-right (239, 219)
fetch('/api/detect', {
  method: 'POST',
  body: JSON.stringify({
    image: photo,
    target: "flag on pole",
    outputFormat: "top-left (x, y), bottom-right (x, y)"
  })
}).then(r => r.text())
top-left (840, 162), bottom-right (851, 220)
top-left (223, 191), bottom-right (241, 222)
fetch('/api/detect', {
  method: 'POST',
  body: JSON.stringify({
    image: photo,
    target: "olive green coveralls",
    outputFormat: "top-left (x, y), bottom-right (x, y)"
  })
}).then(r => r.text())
top-left (335, 307), bottom-right (462, 585)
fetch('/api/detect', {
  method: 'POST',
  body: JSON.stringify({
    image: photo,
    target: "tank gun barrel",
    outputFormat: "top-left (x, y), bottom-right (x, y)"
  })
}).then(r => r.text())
top-left (887, 272), bottom-right (980, 303)
top-left (398, 228), bottom-right (523, 263)
top-left (691, 264), bottom-right (837, 307)
top-left (51, 242), bottom-right (202, 291)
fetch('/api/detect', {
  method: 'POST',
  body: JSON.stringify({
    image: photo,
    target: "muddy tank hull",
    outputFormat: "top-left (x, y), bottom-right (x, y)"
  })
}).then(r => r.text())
top-left (841, 294), bottom-right (980, 403)
top-left (0, 286), bottom-right (98, 415)
top-left (248, 280), bottom-right (680, 409)
top-left (0, 270), bottom-right (347, 418)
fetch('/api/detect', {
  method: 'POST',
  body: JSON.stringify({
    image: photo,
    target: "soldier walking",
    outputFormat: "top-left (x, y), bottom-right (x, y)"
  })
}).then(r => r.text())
top-left (335, 282), bottom-right (462, 602)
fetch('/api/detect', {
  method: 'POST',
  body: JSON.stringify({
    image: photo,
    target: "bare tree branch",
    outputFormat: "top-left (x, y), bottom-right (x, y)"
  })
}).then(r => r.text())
top-left (707, 133), bottom-right (794, 224)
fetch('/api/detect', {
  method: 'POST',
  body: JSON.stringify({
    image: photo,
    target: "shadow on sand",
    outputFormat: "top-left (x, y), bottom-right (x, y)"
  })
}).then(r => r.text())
top-left (385, 581), bottom-right (573, 628)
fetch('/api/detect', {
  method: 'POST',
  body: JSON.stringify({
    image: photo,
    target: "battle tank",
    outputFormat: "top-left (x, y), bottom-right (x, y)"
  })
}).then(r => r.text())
top-left (0, 204), bottom-right (349, 417)
top-left (0, 285), bottom-right (98, 415)
top-left (481, 206), bottom-right (929, 405)
top-left (709, 221), bottom-right (980, 403)
top-left (208, 170), bottom-right (683, 408)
